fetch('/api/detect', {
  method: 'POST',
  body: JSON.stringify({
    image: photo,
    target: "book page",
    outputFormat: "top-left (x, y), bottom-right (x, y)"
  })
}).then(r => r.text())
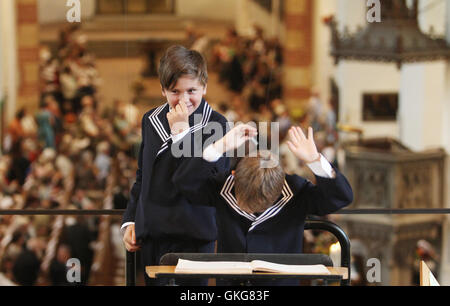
top-left (175, 259), bottom-right (253, 274)
top-left (429, 272), bottom-right (440, 286)
top-left (250, 260), bottom-right (331, 275)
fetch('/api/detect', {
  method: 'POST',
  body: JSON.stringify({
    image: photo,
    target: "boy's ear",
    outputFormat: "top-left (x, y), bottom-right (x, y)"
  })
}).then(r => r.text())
top-left (202, 84), bottom-right (207, 95)
top-left (161, 85), bottom-right (167, 98)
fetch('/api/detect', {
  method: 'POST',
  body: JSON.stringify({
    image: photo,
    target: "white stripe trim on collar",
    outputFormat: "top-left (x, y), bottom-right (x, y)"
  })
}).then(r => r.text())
top-left (220, 175), bottom-right (257, 221)
top-left (149, 102), bottom-right (213, 156)
top-left (219, 175), bottom-right (294, 232)
top-left (148, 104), bottom-right (170, 142)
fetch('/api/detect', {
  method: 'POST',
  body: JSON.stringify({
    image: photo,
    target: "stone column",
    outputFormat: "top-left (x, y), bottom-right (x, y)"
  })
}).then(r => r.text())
top-left (438, 0), bottom-right (450, 286)
top-left (271, 0), bottom-right (281, 37)
top-left (235, 0), bottom-right (252, 36)
top-left (0, 0), bottom-right (18, 124)
top-left (0, 7), bottom-right (4, 150)
top-left (16, 0), bottom-right (40, 113)
top-left (282, 0), bottom-right (313, 115)
top-left (0, 10), bottom-right (4, 119)
top-left (398, 62), bottom-right (446, 151)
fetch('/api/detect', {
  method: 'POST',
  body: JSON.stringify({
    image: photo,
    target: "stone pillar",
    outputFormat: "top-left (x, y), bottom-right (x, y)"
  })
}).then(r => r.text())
top-left (282, 0), bottom-right (313, 115)
top-left (271, 0), bottom-right (281, 37)
top-left (399, 62), bottom-right (446, 151)
top-left (235, 0), bottom-right (252, 36)
top-left (0, 0), bottom-right (18, 125)
top-left (0, 11), bottom-right (4, 116)
top-left (438, 0), bottom-right (450, 286)
top-left (16, 0), bottom-right (40, 113)
top-left (0, 8), bottom-right (4, 151)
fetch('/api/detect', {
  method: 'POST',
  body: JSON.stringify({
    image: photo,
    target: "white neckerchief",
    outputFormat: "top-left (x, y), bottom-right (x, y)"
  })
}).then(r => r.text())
top-left (219, 175), bottom-right (294, 232)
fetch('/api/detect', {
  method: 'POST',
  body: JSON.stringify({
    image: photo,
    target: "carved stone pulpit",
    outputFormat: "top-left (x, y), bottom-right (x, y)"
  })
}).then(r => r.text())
top-left (340, 138), bottom-right (446, 285)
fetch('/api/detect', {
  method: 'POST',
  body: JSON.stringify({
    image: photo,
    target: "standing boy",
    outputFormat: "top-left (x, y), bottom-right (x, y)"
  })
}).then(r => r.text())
top-left (121, 45), bottom-right (229, 285)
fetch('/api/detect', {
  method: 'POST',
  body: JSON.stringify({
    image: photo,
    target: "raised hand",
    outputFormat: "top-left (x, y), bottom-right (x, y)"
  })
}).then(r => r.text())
top-left (167, 99), bottom-right (190, 135)
top-left (213, 124), bottom-right (258, 155)
top-left (286, 126), bottom-right (320, 163)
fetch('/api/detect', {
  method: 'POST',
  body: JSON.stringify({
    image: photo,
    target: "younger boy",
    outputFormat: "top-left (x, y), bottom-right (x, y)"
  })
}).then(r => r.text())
top-left (173, 124), bottom-right (353, 285)
top-left (121, 45), bottom-right (229, 285)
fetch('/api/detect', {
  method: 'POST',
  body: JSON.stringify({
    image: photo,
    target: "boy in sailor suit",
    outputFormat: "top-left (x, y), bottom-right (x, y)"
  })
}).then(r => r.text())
top-left (173, 124), bottom-right (353, 285)
top-left (121, 45), bottom-right (229, 285)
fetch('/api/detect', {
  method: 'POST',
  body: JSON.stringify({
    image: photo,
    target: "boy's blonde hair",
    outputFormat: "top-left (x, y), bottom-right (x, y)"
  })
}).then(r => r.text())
top-left (234, 151), bottom-right (284, 213)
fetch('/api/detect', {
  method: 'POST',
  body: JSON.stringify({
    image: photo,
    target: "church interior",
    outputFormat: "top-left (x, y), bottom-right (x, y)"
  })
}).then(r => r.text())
top-left (0, 0), bottom-right (449, 286)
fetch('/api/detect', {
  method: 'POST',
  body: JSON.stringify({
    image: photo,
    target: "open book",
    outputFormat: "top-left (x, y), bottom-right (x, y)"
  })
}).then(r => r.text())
top-left (174, 259), bottom-right (331, 275)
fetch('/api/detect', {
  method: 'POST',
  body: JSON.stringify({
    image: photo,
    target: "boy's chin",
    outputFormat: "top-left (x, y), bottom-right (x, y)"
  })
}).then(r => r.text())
top-left (187, 105), bottom-right (199, 115)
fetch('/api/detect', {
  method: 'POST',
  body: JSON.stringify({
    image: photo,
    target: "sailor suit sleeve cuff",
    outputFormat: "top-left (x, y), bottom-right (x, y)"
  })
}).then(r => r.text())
top-left (306, 154), bottom-right (336, 178)
top-left (171, 128), bottom-right (190, 144)
top-left (202, 144), bottom-right (223, 162)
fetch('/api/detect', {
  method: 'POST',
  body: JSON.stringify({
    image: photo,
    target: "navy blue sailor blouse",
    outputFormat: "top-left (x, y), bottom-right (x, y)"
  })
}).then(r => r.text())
top-left (172, 156), bottom-right (353, 254)
top-left (122, 99), bottom-right (230, 243)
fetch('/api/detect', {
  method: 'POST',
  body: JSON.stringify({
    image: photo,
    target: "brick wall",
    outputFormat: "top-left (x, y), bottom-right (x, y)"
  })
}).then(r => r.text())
top-left (283, 0), bottom-right (313, 116)
top-left (16, 0), bottom-right (40, 111)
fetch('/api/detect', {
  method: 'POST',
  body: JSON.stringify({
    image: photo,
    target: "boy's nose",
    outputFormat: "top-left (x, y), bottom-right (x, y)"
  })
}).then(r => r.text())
top-left (181, 93), bottom-right (189, 101)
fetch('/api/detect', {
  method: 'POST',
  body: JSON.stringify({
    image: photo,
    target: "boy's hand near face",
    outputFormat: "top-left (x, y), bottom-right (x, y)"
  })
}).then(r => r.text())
top-left (167, 99), bottom-right (190, 135)
top-left (213, 124), bottom-right (258, 155)
top-left (287, 126), bottom-right (320, 163)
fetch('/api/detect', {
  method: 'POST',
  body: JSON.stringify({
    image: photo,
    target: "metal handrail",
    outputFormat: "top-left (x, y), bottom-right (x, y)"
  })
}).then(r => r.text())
top-left (2, 208), bottom-right (450, 286)
top-left (3, 208), bottom-right (450, 215)
top-left (304, 219), bottom-right (351, 286)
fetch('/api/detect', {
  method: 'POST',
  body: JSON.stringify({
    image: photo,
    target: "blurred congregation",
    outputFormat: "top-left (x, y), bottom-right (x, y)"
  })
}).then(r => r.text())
top-left (1, 0), bottom-right (450, 286)
top-left (0, 23), bottom-right (140, 285)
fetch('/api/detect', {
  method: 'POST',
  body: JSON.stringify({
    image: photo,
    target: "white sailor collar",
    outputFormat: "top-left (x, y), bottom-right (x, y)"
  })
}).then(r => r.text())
top-left (148, 99), bottom-right (213, 156)
top-left (219, 175), bottom-right (294, 232)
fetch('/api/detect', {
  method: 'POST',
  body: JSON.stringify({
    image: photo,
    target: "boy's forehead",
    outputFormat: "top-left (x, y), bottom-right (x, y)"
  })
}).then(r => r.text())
top-left (168, 75), bottom-right (205, 89)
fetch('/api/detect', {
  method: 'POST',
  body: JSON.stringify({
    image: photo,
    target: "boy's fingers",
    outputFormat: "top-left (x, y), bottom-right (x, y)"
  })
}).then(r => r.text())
top-left (241, 124), bottom-right (257, 134)
top-left (295, 126), bottom-right (307, 140)
top-left (179, 100), bottom-right (189, 114)
top-left (308, 126), bottom-right (313, 140)
top-left (286, 141), bottom-right (295, 152)
top-left (175, 103), bottom-right (182, 113)
top-left (289, 128), bottom-right (300, 146)
top-left (131, 228), bottom-right (136, 244)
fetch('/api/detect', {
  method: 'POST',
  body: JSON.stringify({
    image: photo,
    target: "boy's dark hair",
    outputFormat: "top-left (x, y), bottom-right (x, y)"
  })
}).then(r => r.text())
top-left (234, 151), bottom-right (284, 213)
top-left (158, 45), bottom-right (208, 90)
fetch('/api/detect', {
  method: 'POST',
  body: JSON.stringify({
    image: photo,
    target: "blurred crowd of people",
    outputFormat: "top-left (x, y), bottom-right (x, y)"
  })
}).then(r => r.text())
top-left (202, 25), bottom-right (339, 180)
top-left (0, 25), bottom-right (138, 285)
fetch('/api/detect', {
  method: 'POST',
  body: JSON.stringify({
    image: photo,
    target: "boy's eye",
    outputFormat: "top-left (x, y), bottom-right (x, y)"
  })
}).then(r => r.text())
top-left (188, 89), bottom-right (196, 93)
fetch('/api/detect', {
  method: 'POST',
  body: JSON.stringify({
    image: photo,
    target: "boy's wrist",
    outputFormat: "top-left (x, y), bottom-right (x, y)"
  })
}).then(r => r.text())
top-left (171, 122), bottom-right (189, 135)
top-left (309, 153), bottom-right (321, 163)
top-left (213, 138), bottom-right (226, 155)
top-left (203, 143), bottom-right (223, 162)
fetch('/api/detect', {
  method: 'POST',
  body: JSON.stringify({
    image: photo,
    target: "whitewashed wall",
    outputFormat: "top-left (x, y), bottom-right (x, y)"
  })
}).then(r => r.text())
top-left (336, 62), bottom-right (401, 138)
